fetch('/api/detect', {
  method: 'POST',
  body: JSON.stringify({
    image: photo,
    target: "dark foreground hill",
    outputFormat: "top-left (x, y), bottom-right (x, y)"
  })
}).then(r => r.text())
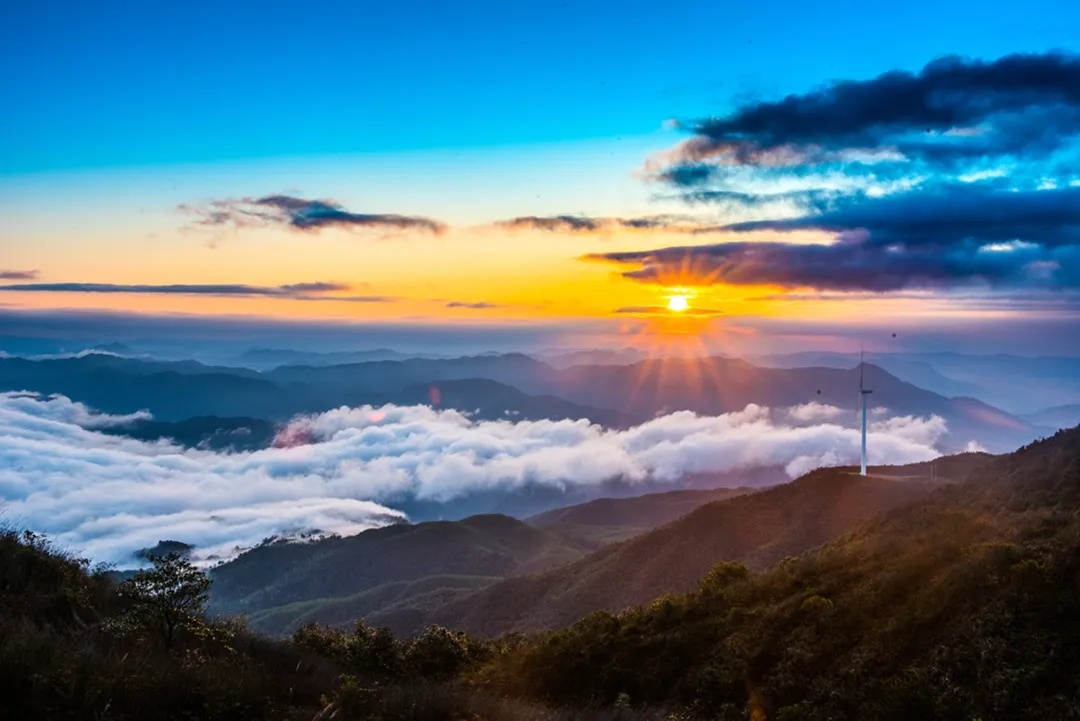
top-left (476, 427), bottom-right (1080, 720)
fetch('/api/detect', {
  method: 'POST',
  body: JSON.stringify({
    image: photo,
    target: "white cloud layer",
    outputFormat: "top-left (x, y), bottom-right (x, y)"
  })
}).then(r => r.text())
top-left (786, 402), bottom-right (847, 423)
top-left (0, 393), bottom-right (944, 566)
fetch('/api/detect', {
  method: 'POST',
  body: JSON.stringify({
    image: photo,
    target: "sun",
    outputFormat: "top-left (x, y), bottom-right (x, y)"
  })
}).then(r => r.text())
top-left (667, 295), bottom-right (690, 313)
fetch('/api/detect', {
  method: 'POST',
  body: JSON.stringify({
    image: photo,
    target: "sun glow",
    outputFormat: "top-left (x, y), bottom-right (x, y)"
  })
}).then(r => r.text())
top-left (667, 295), bottom-right (690, 312)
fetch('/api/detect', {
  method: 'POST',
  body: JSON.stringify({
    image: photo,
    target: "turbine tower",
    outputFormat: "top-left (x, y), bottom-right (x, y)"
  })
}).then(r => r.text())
top-left (859, 349), bottom-right (873, 476)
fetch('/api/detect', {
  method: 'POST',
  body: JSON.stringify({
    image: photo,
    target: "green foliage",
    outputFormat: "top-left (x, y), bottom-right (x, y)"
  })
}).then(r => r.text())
top-left (117, 552), bottom-right (212, 651)
top-left (404, 625), bottom-right (481, 679)
top-left (245, 573), bottom-right (502, 638)
top-left (697, 561), bottom-right (750, 595)
top-left (0, 530), bottom-right (332, 720)
top-left (292, 620), bottom-right (489, 684)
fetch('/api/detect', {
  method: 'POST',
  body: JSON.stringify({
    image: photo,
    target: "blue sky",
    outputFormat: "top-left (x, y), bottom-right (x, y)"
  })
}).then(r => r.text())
top-left (2, 0), bottom-right (1080, 356)
top-left (3, 0), bottom-right (1079, 173)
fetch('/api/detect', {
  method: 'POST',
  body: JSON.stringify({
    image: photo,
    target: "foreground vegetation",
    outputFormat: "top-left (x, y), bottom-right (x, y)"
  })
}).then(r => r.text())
top-left (0, 530), bottom-right (652, 720)
top-left (5, 427), bottom-right (1080, 719)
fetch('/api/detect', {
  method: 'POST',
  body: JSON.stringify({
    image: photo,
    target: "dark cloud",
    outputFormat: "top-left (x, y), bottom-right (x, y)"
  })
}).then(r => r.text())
top-left (278, 282), bottom-right (351, 293)
top-left (624, 53), bottom-right (1080, 299)
top-left (0, 282), bottom-right (394, 301)
top-left (673, 189), bottom-right (840, 220)
top-left (588, 230), bottom-right (1078, 293)
top-left (445, 301), bottom-right (502, 309)
top-left (496, 215), bottom-right (609, 232)
top-left (0, 270), bottom-right (40, 280)
top-left (294, 295), bottom-right (397, 303)
top-left (728, 183), bottom-right (1080, 249)
top-left (493, 215), bottom-right (709, 234)
top-left (0, 307), bottom-right (613, 359)
top-left (648, 182), bottom-right (1078, 293)
top-left (180, 195), bottom-right (446, 235)
top-left (654, 51), bottom-right (1080, 185)
top-left (748, 290), bottom-right (1080, 313)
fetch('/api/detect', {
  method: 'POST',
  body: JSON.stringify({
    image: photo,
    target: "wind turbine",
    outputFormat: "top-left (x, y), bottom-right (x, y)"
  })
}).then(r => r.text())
top-left (859, 349), bottom-right (873, 476)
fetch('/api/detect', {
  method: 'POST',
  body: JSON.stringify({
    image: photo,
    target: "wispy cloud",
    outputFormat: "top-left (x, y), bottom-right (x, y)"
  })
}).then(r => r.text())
top-left (180, 194), bottom-right (446, 235)
top-left (445, 301), bottom-right (502, 309)
top-left (277, 282), bottom-right (351, 293)
top-left (0, 270), bottom-right (40, 280)
top-left (493, 214), bottom-right (720, 234)
top-left (614, 305), bottom-right (725, 317)
top-left (0, 281), bottom-right (396, 302)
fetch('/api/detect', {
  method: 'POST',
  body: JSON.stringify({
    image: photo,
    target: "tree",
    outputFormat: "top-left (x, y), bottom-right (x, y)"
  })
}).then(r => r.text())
top-left (698, 561), bottom-right (750, 596)
top-left (404, 625), bottom-right (474, 679)
top-left (118, 552), bottom-right (211, 651)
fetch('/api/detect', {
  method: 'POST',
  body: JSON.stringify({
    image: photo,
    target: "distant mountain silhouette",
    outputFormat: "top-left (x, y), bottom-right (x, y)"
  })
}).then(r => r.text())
top-left (231, 347), bottom-right (422, 370)
top-left (525, 357), bottom-right (1040, 451)
top-left (0, 354), bottom-right (1045, 451)
top-left (757, 350), bottom-right (1080, 415)
top-left (0, 356), bottom-right (610, 425)
top-left (378, 378), bottom-right (620, 425)
top-left (754, 351), bottom-right (987, 400)
top-left (1025, 403), bottom-right (1080, 430)
top-left (0, 357), bottom-right (290, 421)
top-left (540, 348), bottom-right (647, 369)
top-left (264, 352), bottom-right (556, 396)
top-left (100, 416), bottom-right (277, 451)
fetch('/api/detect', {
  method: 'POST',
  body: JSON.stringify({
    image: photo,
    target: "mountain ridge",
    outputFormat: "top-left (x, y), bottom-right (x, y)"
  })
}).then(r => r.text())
top-left (0, 353), bottom-right (1043, 452)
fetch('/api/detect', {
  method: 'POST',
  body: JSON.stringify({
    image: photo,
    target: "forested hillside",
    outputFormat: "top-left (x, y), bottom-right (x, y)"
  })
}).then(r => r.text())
top-left (419, 467), bottom-right (946, 636)
top-left (4, 428), bottom-right (1079, 720)
top-left (474, 427), bottom-right (1080, 719)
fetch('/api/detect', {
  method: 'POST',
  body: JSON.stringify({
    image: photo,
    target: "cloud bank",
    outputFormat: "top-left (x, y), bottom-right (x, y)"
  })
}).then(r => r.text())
top-left (651, 52), bottom-right (1080, 183)
top-left (0, 282), bottom-right (395, 303)
top-left (1, 393), bottom-right (945, 566)
top-left (493, 215), bottom-right (715, 234)
top-left (612, 52), bottom-right (1080, 303)
top-left (614, 305), bottom-right (725, 317)
top-left (180, 195), bottom-right (446, 235)
top-left (446, 301), bottom-right (502, 309)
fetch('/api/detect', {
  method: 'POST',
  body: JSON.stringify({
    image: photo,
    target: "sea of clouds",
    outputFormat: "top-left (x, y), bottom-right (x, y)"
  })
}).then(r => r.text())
top-left (0, 392), bottom-right (946, 566)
